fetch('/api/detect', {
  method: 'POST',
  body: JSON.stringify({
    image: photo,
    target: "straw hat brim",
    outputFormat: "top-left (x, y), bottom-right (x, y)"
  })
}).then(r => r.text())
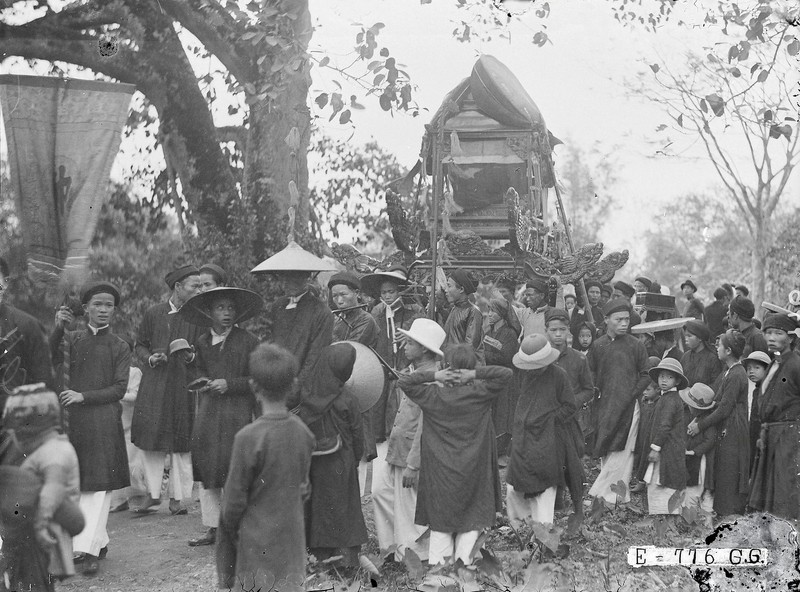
top-left (648, 366), bottom-right (689, 390)
top-left (396, 327), bottom-right (443, 358)
top-left (361, 271), bottom-right (410, 297)
top-left (179, 287), bottom-right (264, 327)
top-left (251, 241), bottom-right (338, 273)
top-left (679, 387), bottom-right (714, 409)
top-left (630, 317), bottom-right (694, 335)
top-left (512, 345), bottom-right (560, 370)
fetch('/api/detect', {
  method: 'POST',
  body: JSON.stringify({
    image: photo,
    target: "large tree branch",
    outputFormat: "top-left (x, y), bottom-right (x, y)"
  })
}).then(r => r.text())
top-left (158, 0), bottom-right (254, 84)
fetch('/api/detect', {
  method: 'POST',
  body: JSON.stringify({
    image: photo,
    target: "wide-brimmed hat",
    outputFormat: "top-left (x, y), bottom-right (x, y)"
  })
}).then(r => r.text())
top-left (631, 317), bottom-right (693, 335)
top-left (397, 318), bottom-right (446, 358)
top-left (360, 265), bottom-right (411, 298)
top-left (743, 351), bottom-right (771, 367)
top-left (251, 241), bottom-right (338, 273)
top-left (179, 287), bottom-right (264, 327)
top-left (680, 382), bottom-right (716, 409)
top-left (513, 334), bottom-right (560, 370)
top-left (648, 357), bottom-right (688, 390)
top-left (680, 279), bottom-right (698, 292)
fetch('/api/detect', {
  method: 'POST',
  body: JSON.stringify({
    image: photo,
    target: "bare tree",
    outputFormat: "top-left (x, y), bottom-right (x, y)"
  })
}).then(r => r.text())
top-left (631, 17), bottom-right (800, 309)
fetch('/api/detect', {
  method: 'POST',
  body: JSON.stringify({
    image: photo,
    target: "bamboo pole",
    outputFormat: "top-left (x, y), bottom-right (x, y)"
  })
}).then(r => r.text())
top-left (428, 116), bottom-right (445, 320)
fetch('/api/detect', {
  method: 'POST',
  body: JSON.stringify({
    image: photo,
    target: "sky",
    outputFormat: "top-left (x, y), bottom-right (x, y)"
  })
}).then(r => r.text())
top-left (1, 0), bottom-right (798, 270)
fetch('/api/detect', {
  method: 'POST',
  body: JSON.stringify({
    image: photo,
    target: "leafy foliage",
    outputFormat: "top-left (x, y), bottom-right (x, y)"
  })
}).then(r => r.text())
top-left (309, 132), bottom-right (408, 255)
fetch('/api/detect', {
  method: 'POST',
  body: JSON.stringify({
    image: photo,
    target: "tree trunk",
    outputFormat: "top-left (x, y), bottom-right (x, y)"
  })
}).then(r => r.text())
top-left (243, 0), bottom-right (312, 260)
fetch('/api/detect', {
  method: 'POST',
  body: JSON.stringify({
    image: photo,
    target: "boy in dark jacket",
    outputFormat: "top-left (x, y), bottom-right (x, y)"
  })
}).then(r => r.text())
top-left (644, 358), bottom-right (688, 516)
top-left (680, 382), bottom-right (717, 528)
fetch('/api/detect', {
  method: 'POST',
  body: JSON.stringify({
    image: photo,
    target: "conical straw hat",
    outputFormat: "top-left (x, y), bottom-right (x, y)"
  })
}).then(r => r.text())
top-left (251, 241), bottom-right (338, 273)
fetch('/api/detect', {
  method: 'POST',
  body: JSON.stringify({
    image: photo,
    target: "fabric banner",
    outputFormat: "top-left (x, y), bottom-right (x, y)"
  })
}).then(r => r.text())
top-left (0, 75), bottom-right (134, 287)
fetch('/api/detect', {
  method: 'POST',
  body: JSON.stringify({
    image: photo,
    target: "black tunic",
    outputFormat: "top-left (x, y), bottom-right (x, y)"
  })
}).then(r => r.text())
top-left (132, 301), bottom-right (202, 452)
top-left (51, 326), bottom-right (131, 491)
top-left (0, 302), bottom-right (53, 411)
top-left (191, 327), bottom-right (259, 489)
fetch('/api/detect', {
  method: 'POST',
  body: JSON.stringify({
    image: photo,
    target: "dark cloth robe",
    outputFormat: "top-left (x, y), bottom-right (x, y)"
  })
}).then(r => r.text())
top-left (371, 302), bottom-right (422, 440)
top-left (398, 366), bottom-right (511, 532)
top-left (332, 307), bottom-right (380, 461)
top-left (506, 364), bottom-right (578, 496)
top-left (704, 301), bottom-right (727, 339)
top-left (484, 322), bottom-right (518, 453)
top-left (647, 390), bottom-right (687, 490)
top-left (217, 411), bottom-right (314, 592)
top-left (684, 298), bottom-right (704, 320)
top-left (685, 408), bottom-right (716, 488)
top-left (749, 351), bottom-right (800, 518)
top-left (49, 326), bottom-right (130, 491)
top-left (697, 363), bottom-right (750, 515)
top-left (634, 392), bottom-right (661, 481)
top-left (0, 302), bottom-right (53, 411)
top-left (444, 300), bottom-right (485, 364)
top-left (587, 333), bottom-right (650, 457)
top-left (741, 325), bottom-right (768, 358)
top-left (266, 292), bottom-right (333, 407)
top-left (681, 347), bottom-right (723, 388)
top-left (190, 327), bottom-right (259, 489)
top-left (300, 345), bottom-right (367, 549)
top-left (552, 347), bottom-right (591, 503)
top-left (132, 301), bottom-right (202, 452)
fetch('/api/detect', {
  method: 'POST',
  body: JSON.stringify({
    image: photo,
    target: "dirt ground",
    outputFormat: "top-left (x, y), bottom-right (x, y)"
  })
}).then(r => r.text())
top-left (51, 461), bottom-right (793, 592)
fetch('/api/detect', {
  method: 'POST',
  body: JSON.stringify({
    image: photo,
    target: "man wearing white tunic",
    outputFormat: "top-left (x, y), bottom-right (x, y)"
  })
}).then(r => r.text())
top-left (587, 299), bottom-right (650, 505)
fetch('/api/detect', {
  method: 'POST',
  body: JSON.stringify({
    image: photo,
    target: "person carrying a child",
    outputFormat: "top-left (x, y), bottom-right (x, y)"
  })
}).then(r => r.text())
top-left (298, 342), bottom-right (367, 566)
top-left (642, 359), bottom-right (688, 516)
top-left (1, 384), bottom-right (81, 591)
top-left (687, 329), bottom-right (750, 517)
top-left (680, 382), bottom-right (717, 527)
top-left (397, 344), bottom-right (512, 566)
top-left (748, 313), bottom-right (800, 519)
top-left (216, 344), bottom-right (314, 592)
top-left (50, 281), bottom-right (131, 576)
top-left (178, 287), bottom-right (262, 548)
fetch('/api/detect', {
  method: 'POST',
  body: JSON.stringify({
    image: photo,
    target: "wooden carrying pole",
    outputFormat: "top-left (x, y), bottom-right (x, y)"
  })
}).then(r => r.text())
top-left (549, 158), bottom-right (595, 325)
top-left (428, 116), bottom-right (445, 320)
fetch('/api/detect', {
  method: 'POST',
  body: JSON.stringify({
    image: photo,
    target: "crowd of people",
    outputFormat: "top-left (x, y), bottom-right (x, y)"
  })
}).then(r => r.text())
top-left (1, 249), bottom-right (799, 592)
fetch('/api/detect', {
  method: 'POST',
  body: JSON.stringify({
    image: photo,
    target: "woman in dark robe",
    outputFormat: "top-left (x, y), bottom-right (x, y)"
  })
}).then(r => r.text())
top-left (397, 345), bottom-right (512, 565)
top-left (484, 298), bottom-right (519, 457)
top-left (687, 329), bottom-right (750, 517)
top-left (297, 343), bottom-right (367, 566)
top-left (681, 320), bottom-right (723, 388)
top-left (749, 313), bottom-right (800, 519)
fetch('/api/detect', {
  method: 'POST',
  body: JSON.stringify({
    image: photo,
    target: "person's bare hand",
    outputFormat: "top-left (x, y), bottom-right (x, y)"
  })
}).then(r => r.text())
top-left (433, 369), bottom-right (459, 385)
top-left (647, 449), bottom-right (660, 463)
top-left (401, 467), bottom-right (419, 489)
top-left (35, 525), bottom-right (57, 548)
top-left (149, 352), bottom-right (168, 367)
top-left (59, 390), bottom-right (84, 406)
top-left (208, 379), bottom-right (228, 395)
top-left (687, 419), bottom-right (700, 437)
top-left (55, 306), bottom-right (74, 328)
top-left (756, 438), bottom-right (764, 452)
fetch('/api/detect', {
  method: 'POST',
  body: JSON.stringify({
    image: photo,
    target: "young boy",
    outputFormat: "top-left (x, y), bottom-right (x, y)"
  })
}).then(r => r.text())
top-left (216, 344), bottom-right (314, 592)
top-left (643, 359), bottom-right (688, 517)
top-left (743, 351), bottom-right (770, 473)
top-left (680, 382), bottom-right (717, 527)
top-left (181, 287), bottom-right (260, 547)
top-left (631, 361), bottom-right (662, 494)
top-left (50, 281), bottom-right (131, 576)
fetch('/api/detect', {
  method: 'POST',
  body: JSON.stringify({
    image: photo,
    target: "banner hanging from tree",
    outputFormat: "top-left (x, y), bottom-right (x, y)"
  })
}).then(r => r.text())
top-left (0, 75), bottom-right (134, 286)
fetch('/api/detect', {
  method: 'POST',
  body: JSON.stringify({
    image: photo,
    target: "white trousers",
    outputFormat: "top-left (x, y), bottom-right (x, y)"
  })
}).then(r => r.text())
top-left (140, 451), bottom-right (193, 500)
top-left (200, 487), bottom-right (222, 528)
top-left (371, 461), bottom-right (428, 560)
top-left (428, 530), bottom-right (480, 566)
top-left (73, 491), bottom-right (111, 557)
top-left (589, 401), bottom-right (640, 505)
top-left (505, 484), bottom-right (557, 526)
